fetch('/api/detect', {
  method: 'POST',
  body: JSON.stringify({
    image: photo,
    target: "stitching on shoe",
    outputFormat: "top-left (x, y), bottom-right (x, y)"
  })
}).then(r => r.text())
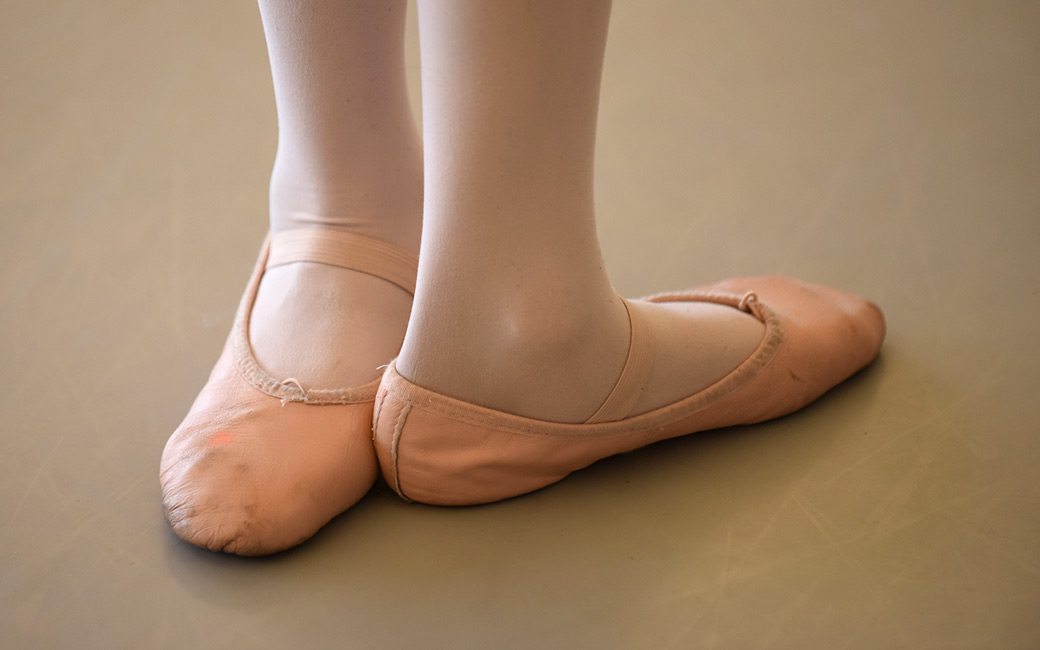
top-left (390, 402), bottom-right (412, 501)
top-left (372, 385), bottom-right (386, 441)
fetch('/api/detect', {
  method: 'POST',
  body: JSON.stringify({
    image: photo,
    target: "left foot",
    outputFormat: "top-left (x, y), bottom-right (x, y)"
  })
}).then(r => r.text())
top-left (249, 239), bottom-right (415, 391)
top-left (161, 228), bottom-right (419, 555)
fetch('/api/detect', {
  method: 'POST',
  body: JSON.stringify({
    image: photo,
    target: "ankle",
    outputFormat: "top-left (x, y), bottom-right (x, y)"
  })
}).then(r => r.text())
top-left (267, 158), bottom-right (423, 253)
top-left (398, 288), bottom-right (630, 422)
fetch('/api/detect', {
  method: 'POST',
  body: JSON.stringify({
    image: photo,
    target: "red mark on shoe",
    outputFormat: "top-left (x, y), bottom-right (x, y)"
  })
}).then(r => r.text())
top-left (207, 431), bottom-right (235, 448)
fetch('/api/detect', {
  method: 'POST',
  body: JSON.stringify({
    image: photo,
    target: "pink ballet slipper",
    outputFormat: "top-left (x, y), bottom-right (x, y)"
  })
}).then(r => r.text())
top-left (373, 276), bottom-right (885, 506)
top-left (161, 228), bottom-right (417, 555)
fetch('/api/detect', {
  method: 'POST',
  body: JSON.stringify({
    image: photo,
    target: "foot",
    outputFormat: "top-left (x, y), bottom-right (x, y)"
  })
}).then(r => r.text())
top-left (249, 258), bottom-right (414, 390)
top-left (161, 219), bottom-right (420, 555)
top-left (396, 282), bottom-right (765, 424)
top-left (376, 275), bottom-right (885, 505)
top-left (252, 174), bottom-right (422, 390)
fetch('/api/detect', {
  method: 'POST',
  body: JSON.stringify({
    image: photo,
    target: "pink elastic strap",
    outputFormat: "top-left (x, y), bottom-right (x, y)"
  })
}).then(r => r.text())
top-left (584, 299), bottom-right (656, 424)
top-left (266, 228), bottom-right (419, 295)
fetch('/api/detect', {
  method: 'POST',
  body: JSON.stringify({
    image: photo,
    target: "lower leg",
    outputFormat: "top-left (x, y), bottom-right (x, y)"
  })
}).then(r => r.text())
top-left (251, 0), bottom-right (422, 388)
top-left (260, 0), bottom-right (421, 247)
top-left (399, 0), bottom-right (764, 422)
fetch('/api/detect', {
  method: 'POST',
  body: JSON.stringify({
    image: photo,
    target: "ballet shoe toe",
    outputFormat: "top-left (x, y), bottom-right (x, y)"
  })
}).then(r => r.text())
top-left (665, 275), bottom-right (886, 421)
top-left (160, 347), bottom-right (378, 556)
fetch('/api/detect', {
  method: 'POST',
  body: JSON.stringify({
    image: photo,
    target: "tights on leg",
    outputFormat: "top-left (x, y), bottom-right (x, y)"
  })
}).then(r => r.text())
top-left (397, 0), bottom-right (764, 423)
top-left (250, 0), bottom-right (422, 389)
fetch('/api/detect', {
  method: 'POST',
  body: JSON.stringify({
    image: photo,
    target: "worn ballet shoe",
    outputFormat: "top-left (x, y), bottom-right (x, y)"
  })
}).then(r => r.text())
top-left (160, 228), bottom-right (417, 555)
top-left (373, 276), bottom-right (885, 506)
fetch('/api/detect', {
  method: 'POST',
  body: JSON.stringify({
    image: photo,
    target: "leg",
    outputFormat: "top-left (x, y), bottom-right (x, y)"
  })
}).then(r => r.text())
top-left (251, 0), bottom-right (422, 388)
top-left (378, 0), bottom-right (884, 505)
top-left (161, 0), bottom-right (421, 555)
top-left (398, 0), bottom-right (765, 423)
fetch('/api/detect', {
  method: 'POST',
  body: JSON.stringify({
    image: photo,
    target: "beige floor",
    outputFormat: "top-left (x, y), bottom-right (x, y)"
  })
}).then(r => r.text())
top-left (3, 1), bottom-right (1038, 648)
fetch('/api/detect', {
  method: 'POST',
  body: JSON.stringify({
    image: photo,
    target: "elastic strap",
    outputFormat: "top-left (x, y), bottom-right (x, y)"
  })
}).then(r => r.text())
top-left (267, 228), bottom-right (418, 295)
top-left (584, 298), bottom-right (655, 424)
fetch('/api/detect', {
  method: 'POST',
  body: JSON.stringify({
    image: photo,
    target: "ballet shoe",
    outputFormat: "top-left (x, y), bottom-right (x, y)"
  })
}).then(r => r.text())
top-left (160, 228), bottom-right (418, 555)
top-left (373, 275), bottom-right (885, 506)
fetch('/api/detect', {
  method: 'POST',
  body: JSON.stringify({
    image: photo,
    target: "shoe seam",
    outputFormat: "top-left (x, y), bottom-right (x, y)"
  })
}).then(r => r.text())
top-left (372, 384), bottom-right (387, 442)
top-left (389, 401), bottom-right (412, 501)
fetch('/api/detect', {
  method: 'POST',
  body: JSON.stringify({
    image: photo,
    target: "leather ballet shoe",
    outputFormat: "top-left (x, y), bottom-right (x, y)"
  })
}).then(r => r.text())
top-left (373, 276), bottom-right (885, 506)
top-left (160, 228), bottom-right (418, 555)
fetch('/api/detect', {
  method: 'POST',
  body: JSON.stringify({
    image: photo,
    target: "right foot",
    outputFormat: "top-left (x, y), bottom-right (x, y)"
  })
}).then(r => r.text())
top-left (377, 275), bottom-right (885, 505)
top-left (396, 282), bottom-right (766, 424)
